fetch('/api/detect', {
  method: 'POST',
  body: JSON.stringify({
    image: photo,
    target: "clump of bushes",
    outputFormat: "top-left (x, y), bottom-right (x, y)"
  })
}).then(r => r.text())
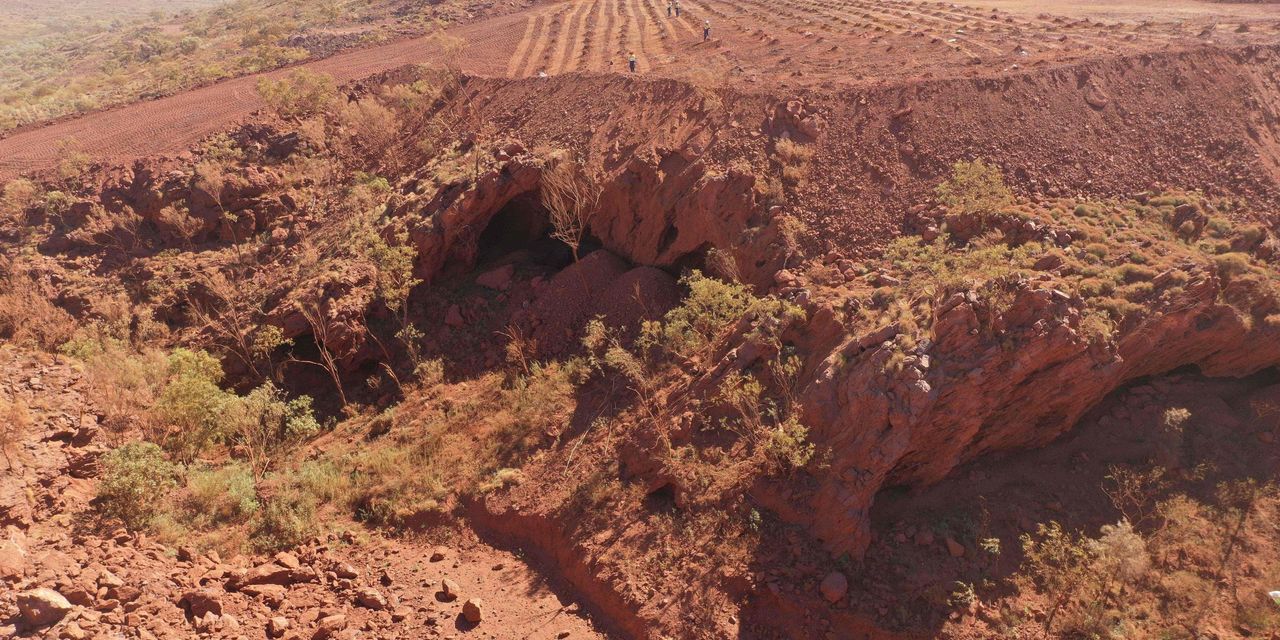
top-left (257, 69), bottom-right (337, 119)
top-left (774, 138), bottom-right (814, 187)
top-left (97, 442), bottom-right (182, 528)
top-left (935, 159), bottom-right (1013, 217)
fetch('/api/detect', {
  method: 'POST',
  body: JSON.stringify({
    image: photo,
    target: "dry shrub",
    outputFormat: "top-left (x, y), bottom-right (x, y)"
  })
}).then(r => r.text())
top-left (1, 178), bottom-right (40, 225)
top-left (540, 153), bottom-right (602, 264)
top-left (64, 203), bottom-right (145, 253)
top-left (96, 442), bottom-right (182, 528)
top-left (0, 266), bottom-right (77, 350)
top-left (935, 158), bottom-right (1013, 217)
top-left (774, 138), bottom-right (813, 187)
top-left (337, 99), bottom-right (401, 169)
top-left (0, 394), bottom-right (31, 469)
top-left (75, 338), bottom-right (169, 435)
top-left (1018, 519), bottom-right (1150, 634)
top-left (257, 69), bottom-right (337, 119)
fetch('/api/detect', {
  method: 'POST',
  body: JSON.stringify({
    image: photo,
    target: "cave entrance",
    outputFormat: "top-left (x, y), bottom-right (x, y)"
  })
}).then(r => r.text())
top-left (476, 191), bottom-right (574, 269)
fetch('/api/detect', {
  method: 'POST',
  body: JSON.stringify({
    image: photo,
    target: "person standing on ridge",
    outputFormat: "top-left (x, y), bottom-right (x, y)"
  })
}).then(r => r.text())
top-left (628, 52), bottom-right (637, 73)
top-left (703, 19), bottom-right (711, 41)
top-left (666, 1), bottom-right (672, 17)
top-left (674, 0), bottom-right (681, 17)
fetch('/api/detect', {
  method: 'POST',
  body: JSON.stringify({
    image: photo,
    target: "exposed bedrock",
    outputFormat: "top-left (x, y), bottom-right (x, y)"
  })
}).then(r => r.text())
top-left (758, 267), bottom-right (1280, 557)
top-left (394, 147), bottom-right (789, 288)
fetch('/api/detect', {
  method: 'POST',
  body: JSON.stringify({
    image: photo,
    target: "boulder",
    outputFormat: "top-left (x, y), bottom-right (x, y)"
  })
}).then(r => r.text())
top-left (440, 578), bottom-right (461, 601)
top-left (268, 616), bottom-right (290, 638)
top-left (445, 305), bottom-right (464, 328)
top-left (355, 587), bottom-right (387, 610)
top-left (476, 264), bottom-right (515, 290)
top-left (59, 621), bottom-right (87, 639)
top-left (228, 563), bottom-right (316, 589)
top-left (333, 562), bottom-right (359, 580)
top-left (818, 572), bottom-right (847, 604)
top-left (17, 588), bottom-right (74, 627)
top-left (241, 583), bottom-right (287, 608)
top-left (0, 538), bottom-right (26, 580)
top-left (273, 551), bottom-right (301, 570)
top-left (179, 588), bottom-right (223, 619)
top-left (312, 614), bottom-right (347, 639)
top-left (462, 598), bottom-right (485, 623)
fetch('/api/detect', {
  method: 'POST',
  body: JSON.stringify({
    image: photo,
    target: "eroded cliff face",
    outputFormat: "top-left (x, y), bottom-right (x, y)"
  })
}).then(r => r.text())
top-left (391, 145), bottom-right (787, 290)
top-left (795, 264), bottom-right (1280, 557)
top-left (607, 193), bottom-right (1280, 565)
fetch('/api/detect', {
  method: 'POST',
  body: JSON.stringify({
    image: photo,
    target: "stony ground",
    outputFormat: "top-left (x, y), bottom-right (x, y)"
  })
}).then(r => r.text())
top-left (0, 346), bottom-right (610, 640)
top-left (2, 0), bottom-right (1278, 177)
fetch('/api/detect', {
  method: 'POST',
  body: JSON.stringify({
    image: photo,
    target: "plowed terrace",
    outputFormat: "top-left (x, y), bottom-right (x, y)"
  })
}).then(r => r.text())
top-left (1, 0), bottom-right (1276, 177)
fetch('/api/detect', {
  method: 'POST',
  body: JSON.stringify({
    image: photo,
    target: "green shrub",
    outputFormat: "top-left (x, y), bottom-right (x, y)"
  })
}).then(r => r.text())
top-left (153, 349), bottom-right (233, 462)
top-left (1214, 252), bottom-right (1253, 280)
top-left (256, 69), bottom-right (337, 119)
top-left (292, 460), bottom-right (351, 505)
top-left (764, 416), bottom-right (815, 470)
top-left (184, 463), bottom-right (259, 525)
top-left (252, 488), bottom-right (318, 551)
top-left (230, 382), bottom-right (322, 478)
top-left (348, 443), bottom-right (445, 526)
top-left (655, 271), bottom-right (757, 355)
top-left (1113, 264), bottom-right (1157, 284)
top-left (98, 442), bottom-right (182, 528)
top-left (935, 159), bottom-right (1013, 216)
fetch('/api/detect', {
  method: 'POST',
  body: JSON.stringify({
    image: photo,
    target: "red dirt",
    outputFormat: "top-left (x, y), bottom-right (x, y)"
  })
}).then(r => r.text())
top-left (6, 1), bottom-right (1280, 639)
top-left (0, 346), bottom-right (610, 639)
top-left (3, 0), bottom-right (1278, 179)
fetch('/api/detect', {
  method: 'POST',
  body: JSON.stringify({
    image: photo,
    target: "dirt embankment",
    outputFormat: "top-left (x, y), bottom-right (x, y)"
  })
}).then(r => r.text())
top-left (12, 39), bottom-right (1280, 265)
top-left (370, 43), bottom-right (1280, 282)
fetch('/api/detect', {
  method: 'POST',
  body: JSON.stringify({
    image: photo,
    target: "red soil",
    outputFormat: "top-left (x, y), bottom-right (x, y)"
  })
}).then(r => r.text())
top-left (2, 0), bottom-right (1278, 179)
top-left (0, 347), bottom-right (611, 640)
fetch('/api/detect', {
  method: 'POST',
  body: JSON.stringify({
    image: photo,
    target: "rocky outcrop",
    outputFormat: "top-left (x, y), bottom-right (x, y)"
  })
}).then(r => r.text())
top-left (394, 142), bottom-right (788, 291)
top-left (793, 270), bottom-right (1280, 556)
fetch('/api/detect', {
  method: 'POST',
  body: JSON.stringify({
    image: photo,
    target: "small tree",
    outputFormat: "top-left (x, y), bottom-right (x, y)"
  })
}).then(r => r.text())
top-left (0, 396), bottom-right (30, 470)
top-left (541, 156), bottom-right (602, 265)
top-left (152, 348), bottom-right (234, 463)
top-left (231, 382), bottom-right (321, 481)
top-left (1019, 521), bottom-right (1094, 633)
top-left (293, 299), bottom-right (352, 409)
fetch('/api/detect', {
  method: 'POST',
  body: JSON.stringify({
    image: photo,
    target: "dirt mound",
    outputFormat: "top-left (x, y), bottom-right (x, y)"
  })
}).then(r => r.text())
top-left (380, 45), bottom-right (1280, 269)
top-left (3, 0), bottom-right (1278, 179)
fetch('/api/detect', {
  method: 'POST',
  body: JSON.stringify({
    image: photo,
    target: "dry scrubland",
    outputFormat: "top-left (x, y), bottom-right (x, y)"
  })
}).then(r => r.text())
top-left (0, 1), bottom-right (1279, 639)
top-left (1, 65), bottom-right (1279, 637)
top-left (0, 0), bottom-right (478, 132)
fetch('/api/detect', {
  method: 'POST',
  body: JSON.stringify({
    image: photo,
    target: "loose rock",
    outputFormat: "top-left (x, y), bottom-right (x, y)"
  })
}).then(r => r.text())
top-left (462, 598), bottom-right (485, 623)
top-left (819, 572), bottom-right (848, 604)
top-left (17, 588), bottom-right (74, 627)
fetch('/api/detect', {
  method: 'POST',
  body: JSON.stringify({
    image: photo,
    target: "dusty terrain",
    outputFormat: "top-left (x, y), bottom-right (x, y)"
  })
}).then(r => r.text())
top-left (2, 0), bottom-right (1278, 177)
top-left (2, 0), bottom-right (1280, 639)
top-left (0, 347), bottom-right (609, 639)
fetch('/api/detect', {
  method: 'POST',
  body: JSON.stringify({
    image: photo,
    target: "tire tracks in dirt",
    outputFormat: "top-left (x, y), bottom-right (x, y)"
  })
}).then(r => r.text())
top-left (0, 0), bottom-right (1265, 178)
top-left (507, 14), bottom-right (543, 77)
top-left (549, 0), bottom-right (594, 74)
